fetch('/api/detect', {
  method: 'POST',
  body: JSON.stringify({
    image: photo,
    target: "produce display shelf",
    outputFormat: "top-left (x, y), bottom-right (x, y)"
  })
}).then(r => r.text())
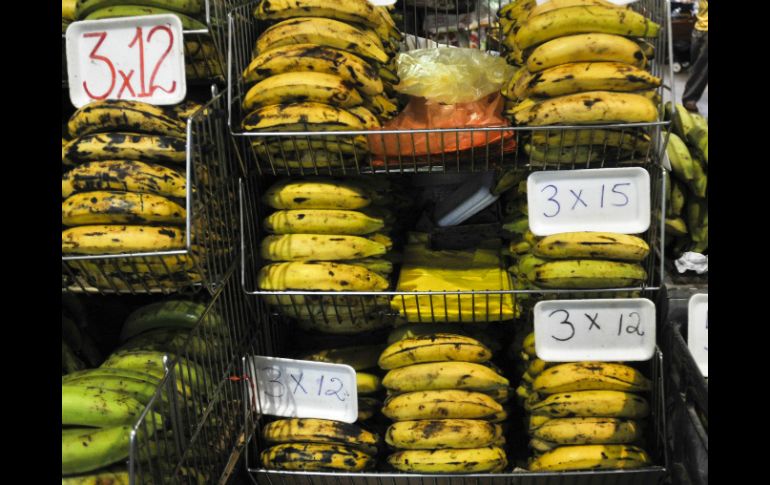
top-left (225, 0), bottom-right (674, 175)
top-left (62, 86), bottom-right (244, 296)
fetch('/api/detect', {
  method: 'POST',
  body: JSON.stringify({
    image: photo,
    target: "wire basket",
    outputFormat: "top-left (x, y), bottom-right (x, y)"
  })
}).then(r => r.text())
top-left (62, 86), bottom-right (244, 296)
top-left (238, 163), bottom-right (665, 326)
top-left (127, 262), bottom-right (272, 484)
top-left (226, 0), bottom-right (675, 175)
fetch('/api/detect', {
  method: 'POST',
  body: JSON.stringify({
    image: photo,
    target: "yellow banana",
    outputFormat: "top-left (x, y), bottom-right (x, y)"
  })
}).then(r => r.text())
top-left (261, 234), bottom-right (387, 261)
top-left (529, 129), bottom-right (650, 153)
top-left (514, 91), bottom-right (658, 126)
top-left (378, 333), bottom-right (492, 370)
top-left (529, 390), bottom-right (650, 419)
top-left (258, 262), bottom-right (389, 291)
top-left (528, 0), bottom-right (621, 18)
top-left (529, 444), bottom-right (651, 471)
top-left (67, 100), bottom-right (186, 138)
top-left (527, 260), bottom-right (647, 289)
top-left (533, 232), bottom-right (649, 261)
top-left (261, 443), bottom-right (374, 472)
top-left (532, 417), bottom-right (642, 445)
top-left (339, 258), bottom-right (393, 277)
top-left (254, 0), bottom-right (382, 29)
top-left (388, 447), bottom-right (507, 473)
top-left (347, 106), bottom-right (382, 129)
top-left (263, 179), bottom-right (372, 210)
top-left (61, 160), bottom-right (186, 199)
top-left (62, 132), bottom-right (186, 166)
top-left (382, 361), bottom-right (508, 392)
top-left (358, 397), bottom-right (380, 421)
top-left (382, 390), bottom-right (503, 421)
top-left (242, 72), bottom-right (364, 112)
top-left (386, 419), bottom-right (502, 450)
top-left (362, 93), bottom-right (399, 119)
top-left (295, 313), bottom-right (394, 335)
top-left (357, 372), bottom-right (382, 394)
top-left (62, 225), bottom-right (185, 255)
top-left (528, 414), bottom-right (552, 431)
top-left (533, 362), bottom-right (652, 394)
top-left (242, 102), bottom-right (366, 132)
top-left (514, 62), bottom-right (660, 99)
top-left (61, 191), bottom-right (185, 226)
top-left (262, 418), bottom-right (379, 455)
top-left (527, 33), bottom-right (646, 72)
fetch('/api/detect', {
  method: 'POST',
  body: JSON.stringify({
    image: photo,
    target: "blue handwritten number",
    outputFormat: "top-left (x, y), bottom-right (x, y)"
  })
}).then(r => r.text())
top-left (325, 378), bottom-right (346, 402)
top-left (611, 183), bottom-right (630, 207)
top-left (541, 185), bottom-right (560, 218)
top-left (625, 312), bottom-right (645, 336)
top-left (317, 375), bottom-right (324, 396)
top-left (262, 367), bottom-right (284, 398)
top-left (550, 309), bottom-right (575, 342)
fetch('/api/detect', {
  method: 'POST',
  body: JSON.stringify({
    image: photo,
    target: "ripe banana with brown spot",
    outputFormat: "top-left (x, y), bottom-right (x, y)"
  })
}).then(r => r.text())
top-left (242, 102), bottom-right (367, 133)
top-left (261, 234), bottom-right (387, 262)
top-left (296, 313), bottom-right (393, 335)
top-left (347, 106), bottom-right (382, 129)
top-left (263, 179), bottom-right (372, 210)
top-left (62, 426), bottom-right (132, 475)
top-left (533, 362), bottom-right (652, 394)
top-left (526, 33), bottom-right (646, 72)
top-left (532, 417), bottom-right (642, 445)
top-left (358, 397), bottom-right (380, 421)
top-left (256, 17), bottom-right (388, 64)
top-left (62, 191), bottom-right (185, 226)
top-left (378, 333), bottom-right (493, 370)
top-left (533, 232), bottom-right (649, 261)
top-left (261, 443), bottom-right (375, 472)
top-left (529, 444), bottom-right (651, 471)
top-left (386, 419), bottom-right (502, 449)
top-left (67, 99), bottom-right (186, 138)
top-left (357, 372), bottom-right (382, 394)
top-left (242, 72), bottom-right (364, 113)
top-left (340, 258), bottom-right (393, 277)
top-left (514, 62), bottom-right (660, 99)
top-left (388, 447), bottom-right (507, 473)
top-left (62, 132), bottom-right (186, 166)
top-left (527, 259), bottom-right (647, 289)
top-left (382, 389), bottom-right (504, 421)
top-left (529, 390), bottom-right (650, 419)
top-left (514, 91), bottom-right (658, 126)
top-left (62, 160), bottom-right (186, 199)
top-left (62, 225), bottom-right (185, 255)
top-left (254, 0), bottom-right (383, 29)
top-left (529, 129), bottom-right (650, 153)
top-left (258, 262), bottom-right (389, 291)
top-left (382, 361), bottom-right (509, 393)
top-left (262, 418), bottom-right (380, 455)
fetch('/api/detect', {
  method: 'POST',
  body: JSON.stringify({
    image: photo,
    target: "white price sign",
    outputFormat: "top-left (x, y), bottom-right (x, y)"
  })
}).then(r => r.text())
top-left (66, 15), bottom-right (186, 108)
top-left (534, 298), bottom-right (656, 362)
top-left (687, 293), bottom-right (708, 377)
top-left (527, 167), bottom-right (651, 236)
top-left (245, 356), bottom-right (358, 423)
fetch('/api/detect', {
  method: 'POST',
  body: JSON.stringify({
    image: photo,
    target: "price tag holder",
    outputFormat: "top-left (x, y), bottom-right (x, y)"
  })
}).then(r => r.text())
top-left (534, 298), bottom-right (656, 362)
top-left (687, 293), bottom-right (708, 377)
top-left (66, 14), bottom-right (186, 108)
top-left (527, 167), bottom-right (650, 236)
top-left (244, 356), bottom-right (358, 423)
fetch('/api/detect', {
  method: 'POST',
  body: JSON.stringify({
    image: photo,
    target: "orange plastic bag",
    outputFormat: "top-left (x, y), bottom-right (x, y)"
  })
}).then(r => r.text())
top-left (368, 93), bottom-right (516, 167)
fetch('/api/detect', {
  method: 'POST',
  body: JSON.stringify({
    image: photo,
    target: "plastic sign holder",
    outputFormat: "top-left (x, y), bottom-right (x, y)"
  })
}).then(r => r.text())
top-left (534, 298), bottom-right (656, 362)
top-left (244, 356), bottom-right (358, 423)
top-left (687, 293), bottom-right (708, 377)
top-left (66, 14), bottom-right (186, 108)
top-left (527, 167), bottom-right (651, 236)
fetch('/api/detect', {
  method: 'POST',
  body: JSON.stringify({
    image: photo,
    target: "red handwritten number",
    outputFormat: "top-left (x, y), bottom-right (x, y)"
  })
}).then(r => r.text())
top-left (147, 25), bottom-right (177, 95)
top-left (82, 32), bottom-right (115, 100)
top-left (128, 27), bottom-right (148, 97)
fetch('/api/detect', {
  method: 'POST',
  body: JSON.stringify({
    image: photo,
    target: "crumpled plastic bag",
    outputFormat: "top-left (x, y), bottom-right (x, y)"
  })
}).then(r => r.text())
top-left (394, 48), bottom-right (515, 104)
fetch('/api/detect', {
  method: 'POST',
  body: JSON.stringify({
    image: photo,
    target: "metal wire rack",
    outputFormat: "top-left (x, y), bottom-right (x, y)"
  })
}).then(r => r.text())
top-left (62, 86), bottom-right (244, 296)
top-left (127, 262), bottom-right (273, 484)
top-left (238, 164), bottom-right (665, 326)
top-left (226, 0), bottom-right (675, 175)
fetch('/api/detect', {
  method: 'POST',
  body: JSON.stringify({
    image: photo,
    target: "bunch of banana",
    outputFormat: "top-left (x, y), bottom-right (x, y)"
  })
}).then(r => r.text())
top-left (498, 0), bottom-right (662, 165)
top-left (259, 177), bottom-right (411, 334)
top-left (377, 334), bottom-right (509, 473)
top-left (260, 418), bottom-right (379, 472)
top-left (61, 99), bottom-right (203, 291)
top-left (663, 102), bottom-right (708, 257)
top-left (243, 0), bottom-right (401, 169)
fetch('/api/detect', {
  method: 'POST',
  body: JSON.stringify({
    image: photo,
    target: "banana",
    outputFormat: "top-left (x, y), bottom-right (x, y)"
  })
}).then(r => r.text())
top-left (74, 254), bottom-right (197, 277)
top-left (243, 44), bottom-right (384, 96)
top-left (533, 232), bottom-right (649, 261)
top-left (296, 313), bottom-right (393, 335)
top-left (265, 179), bottom-right (373, 210)
top-left (242, 102), bottom-right (366, 132)
top-left (242, 72), bottom-right (364, 113)
top-left (382, 389), bottom-right (503, 421)
top-left (262, 418), bottom-right (379, 455)
top-left (525, 358), bottom-right (551, 380)
top-left (252, 137), bottom-right (368, 158)
top-left (514, 91), bottom-right (658, 126)
top-left (62, 374), bottom-right (163, 405)
top-left (666, 133), bottom-right (696, 183)
top-left (83, 6), bottom-right (207, 30)
top-left (256, 17), bottom-right (389, 64)
top-left (62, 133), bottom-right (186, 166)
top-left (277, 298), bottom-right (383, 320)
top-left (62, 191), bottom-right (185, 226)
top-left (689, 127), bottom-right (708, 165)
top-left (386, 419), bottom-right (502, 450)
top-left (258, 261), bottom-right (388, 291)
top-left (529, 444), bottom-right (651, 471)
top-left (62, 225), bottom-right (185, 255)
top-left (672, 103), bottom-right (696, 141)
top-left (515, 62), bottom-right (660, 99)
top-left (532, 417), bottom-right (642, 445)
top-left (300, 344), bottom-right (386, 370)
top-left (515, 6), bottom-right (660, 51)
top-left (261, 234), bottom-right (387, 261)
top-left (669, 178), bottom-right (687, 217)
top-left (387, 447), bottom-right (507, 473)
top-left (61, 161), bottom-right (186, 199)
top-left (687, 198), bottom-right (708, 242)
top-left (533, 362), bottom-right (652, 394)
top-left (68, 100), bottom-right (186, 139)
top-left (121, 300), bottom-right (224, 342)
top-left (62, 425), bottom-right (132, 475)
top-left (499, 0), bottom-right (536, 22)
top-left (100, 350), bottom-right (211, 396)
top-left (509, 240), bottom-right (532, 255)
top-left (502, 215), bottom-right (529, 234)
top-left (689, 156), bottom-right (707, 198)
top-left (63, 0), bottom-right (77, 19)
top-left (254, 0), bottom-right (382, 29)
top-left (523, 332), bottom-right (536, 357)
top-left (528, 414), bottom-right (552, 431)
top-left (261, 442), bottom-right (374, 472)
top-left (358, 397), bottom-right (380, 421)
top-left (528, 0), bottom-right (622, 18)
top-left (357, 372), bottom-right (382, 394)
top-left (62, 384), bottom-right (153, 427)
top-left (529, 437), bottom-right (557, 452)
top-left (526, 33), bottom-right (645, 72)
top-left (524, 144), bottom-right (601, 164)
top-left (347, 106), bottom-right (382, 129)
top-left (382, 362), bottom-right (509, 393)
top-left (340, 258), bottom-right (393, 277)
top-left (527, 260), bottom-right (646, 289)
top-left (63, 367), bottom-right (160, 386)
top-left (62, 469), bottom-right (129, 485)
top-left (363, 93), bottom-right (399, 119)
top-left (75, 0), bottom-right (202, 18)
top-left (529, 129), bottom-right (650, 153)
top-left (378, 333), bottom-right (492, 370)
top-left (529, 390), bottom-right (650, 419)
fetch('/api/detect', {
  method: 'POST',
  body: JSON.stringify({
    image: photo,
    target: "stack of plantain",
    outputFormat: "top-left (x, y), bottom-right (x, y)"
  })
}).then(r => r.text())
top-left (258, 177), bottom-right (413, 335)
top-left (663, 102), bottom-right (708, 257)
top-left (378, 334), bottom-right (510, 473)
top-left (514, 332), bottom-right (654, 471)
top-left (260, 418), bottom-right (381, 472)
top-left (66, 0), bottom-right (221, 80)
top-left (242, 0), bottom-right (402, 170)
top-left (62, 99), bottom-right (203, 292)
top-left (498, 0), bottom-right (662, 165)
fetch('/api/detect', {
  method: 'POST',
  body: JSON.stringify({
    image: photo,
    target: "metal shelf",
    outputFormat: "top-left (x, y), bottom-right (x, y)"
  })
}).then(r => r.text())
top-left (226, 0), bottom-right (674, 175)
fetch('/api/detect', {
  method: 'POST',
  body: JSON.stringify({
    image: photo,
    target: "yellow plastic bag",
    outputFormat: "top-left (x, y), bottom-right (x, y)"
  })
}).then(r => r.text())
top-left (395, 48), bottom-right (515, 104)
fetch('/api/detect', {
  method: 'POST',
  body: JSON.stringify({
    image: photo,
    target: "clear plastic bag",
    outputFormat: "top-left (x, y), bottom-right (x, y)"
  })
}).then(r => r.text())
top-left (394, 48), bottom-right (515, 104)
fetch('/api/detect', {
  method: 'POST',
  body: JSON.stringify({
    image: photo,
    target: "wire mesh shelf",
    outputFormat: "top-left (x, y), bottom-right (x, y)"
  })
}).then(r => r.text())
top-left (62, 86), bottom-right (244, 296)
top-left (226, 0), bottom-right (675, 175)
top-left (238, 163), bottom-right (665, 326)
top-left (127, 262), bottom-right (271, 484)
